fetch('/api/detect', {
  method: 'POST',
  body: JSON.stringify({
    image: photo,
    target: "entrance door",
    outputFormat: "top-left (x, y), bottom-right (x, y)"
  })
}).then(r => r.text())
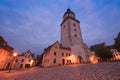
top-left (20, 64), bottom-right (23, 68)
top-left (6, 63), bottom-right (10, 70)
top-left (78, 55), bottom-right (82, 63)
top-left (25, 64), bottom-right (30, 68)
top-left (62, 59), bottom-right (65, 65)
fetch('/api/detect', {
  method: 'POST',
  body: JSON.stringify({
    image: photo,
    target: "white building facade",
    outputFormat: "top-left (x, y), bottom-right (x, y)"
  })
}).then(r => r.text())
top-left (42, 41), bottom-right (73, 67)
top-left (61, 9), bottom-right (91, 63)
top-left (14, 50), bottom-right (34, 68)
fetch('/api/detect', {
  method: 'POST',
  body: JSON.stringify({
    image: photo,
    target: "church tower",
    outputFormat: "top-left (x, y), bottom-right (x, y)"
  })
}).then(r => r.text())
top-left (60, 9), bottom-right (90, 63)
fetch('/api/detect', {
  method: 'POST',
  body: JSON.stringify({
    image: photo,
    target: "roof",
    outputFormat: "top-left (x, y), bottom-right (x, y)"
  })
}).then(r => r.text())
top-left (19, 50), bottom-right (35, 59)
top-left (90, 42), bottom-right (106, 51)
top-left (0, 35), bottom-right (14, 52)
top-left (43, 41), bottom-right (71, 54)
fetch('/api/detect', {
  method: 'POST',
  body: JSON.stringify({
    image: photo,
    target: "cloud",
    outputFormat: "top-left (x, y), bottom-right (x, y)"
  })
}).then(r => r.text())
top-left (0, 0), bottom-right (120, 54)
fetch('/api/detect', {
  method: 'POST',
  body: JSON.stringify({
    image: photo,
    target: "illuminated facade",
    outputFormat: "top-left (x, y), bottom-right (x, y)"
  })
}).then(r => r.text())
top-left (111, 49), bottom-right (120, 60)
top-left (42, 41), bottom-right (75, 67)
top-left (89, 51), bottom-right (99, 64)
top-left (0, 36), bottom-right (14, 70)
top-left (14, 50), bottom-right (34, 68)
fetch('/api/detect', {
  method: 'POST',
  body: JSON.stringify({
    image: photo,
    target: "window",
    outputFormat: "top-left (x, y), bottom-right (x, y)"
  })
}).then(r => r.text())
top-left (29, 59), bottom-right (31, 62)
top-left (66, 53), bottom-right (68, 56)
top-left (25, 55), bottom-right (27, 57)
top-left (69, 53), bottom-right (71, 56)
top-left (63, 25), bottom-right (65, 28)
top-left (55, 46), bottom-right (57, 48)
top-left (16, 59), bottom-right (18, 62)
top-left (74, 29), bottom-right (76, 31)
top-left (62, 53), bottom-right (64, 56)
top-left (73, 23), bottom-right (76, 27)
top-left (21, 59), bottom-right (24, 62)
top-left (74, 34), bottom-right (77, 37)
top-left (53, 58), bottom-right (56, 63)
top-left (54, 52), bottom-right (56, 56)
top-left (28, 55), bottom-right (30, 58)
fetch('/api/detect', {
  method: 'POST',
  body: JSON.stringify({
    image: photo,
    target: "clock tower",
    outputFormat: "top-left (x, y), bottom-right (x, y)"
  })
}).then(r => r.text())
top-left (60, 9), bottom-right (90, 63)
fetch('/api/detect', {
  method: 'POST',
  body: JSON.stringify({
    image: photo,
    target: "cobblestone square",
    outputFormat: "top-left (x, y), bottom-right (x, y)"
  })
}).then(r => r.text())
top-left (0, 62), bottom-right (120, 80)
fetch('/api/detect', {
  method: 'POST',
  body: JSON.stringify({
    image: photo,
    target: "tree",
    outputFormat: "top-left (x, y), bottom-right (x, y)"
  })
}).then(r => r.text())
top-left (114, 32), bottom-right (120, 52)
top-left (36, 53), bottom-right (43, 66)
top-left (95, 45), bottom-right (113, 61)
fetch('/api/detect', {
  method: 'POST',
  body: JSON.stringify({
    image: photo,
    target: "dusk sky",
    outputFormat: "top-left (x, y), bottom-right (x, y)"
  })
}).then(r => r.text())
top-left (0, 0), bottom-right (120, 54)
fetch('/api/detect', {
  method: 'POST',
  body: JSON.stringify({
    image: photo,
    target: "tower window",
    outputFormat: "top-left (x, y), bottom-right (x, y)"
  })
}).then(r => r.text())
top-left (74, 29), bottom-right (76, 31)
top-left (74, 34), bottom-right (77, 37)
top-left (73, 23), bottom-right (76, 27)
top-left (63, 25), bottom-right (65, 28)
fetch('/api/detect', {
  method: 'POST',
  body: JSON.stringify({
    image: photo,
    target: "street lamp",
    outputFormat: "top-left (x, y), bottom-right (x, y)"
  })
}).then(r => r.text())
top-left (30, 60), bottom-right (34, 67)
top-left (8, 52), bottom-right (18, 73)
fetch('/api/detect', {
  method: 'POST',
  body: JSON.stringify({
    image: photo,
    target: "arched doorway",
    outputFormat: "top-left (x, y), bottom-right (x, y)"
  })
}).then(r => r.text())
top-left (6, 62), bottom-right (10, 70)
top-left (77, 55), bottom-right (83, 63)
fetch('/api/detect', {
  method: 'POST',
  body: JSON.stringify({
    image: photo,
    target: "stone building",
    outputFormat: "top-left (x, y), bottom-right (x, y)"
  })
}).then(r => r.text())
top-left (0, 35), bottom-right (14, 70)
top-left (42, 41), bottom-right (73, 67)
top-left (111, 49), bottom-right (120, 60)
top-left (42, 9), bottom-right (91, 67)
top-left (14, 50), bottom-right (34, 68)
top-left (60, 8), bottom-right (91, 63)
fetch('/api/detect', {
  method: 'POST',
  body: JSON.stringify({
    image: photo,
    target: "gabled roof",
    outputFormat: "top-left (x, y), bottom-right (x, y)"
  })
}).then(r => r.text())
top-left (0, 35), bottom-right (14, 52)
top-left (43, 41), bottom-right (71, 54)
top-left (44, 41), bottom-right (59, 52)
top-left (19, 50), bottom-right (34, 59)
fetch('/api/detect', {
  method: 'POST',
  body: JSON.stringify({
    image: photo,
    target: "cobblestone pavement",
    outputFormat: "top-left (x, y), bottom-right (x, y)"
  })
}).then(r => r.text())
top-left (0, 62), bottom-right (120, 80)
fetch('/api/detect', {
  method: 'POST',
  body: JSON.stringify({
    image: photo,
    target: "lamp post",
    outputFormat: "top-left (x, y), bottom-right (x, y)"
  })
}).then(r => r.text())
top-left (8, 52), bottom-right (17, 73)
top-left (30, 60), bottom-right (34, 67)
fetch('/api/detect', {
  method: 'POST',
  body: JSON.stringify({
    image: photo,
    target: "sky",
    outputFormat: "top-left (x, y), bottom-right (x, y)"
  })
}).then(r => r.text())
top-left (0, 0), bottom-right (120, 55)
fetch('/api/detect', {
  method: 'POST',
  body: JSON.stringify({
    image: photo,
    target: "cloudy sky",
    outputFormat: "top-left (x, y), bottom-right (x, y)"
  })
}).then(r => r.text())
top-left (0, 0), bottom-right (120, 54)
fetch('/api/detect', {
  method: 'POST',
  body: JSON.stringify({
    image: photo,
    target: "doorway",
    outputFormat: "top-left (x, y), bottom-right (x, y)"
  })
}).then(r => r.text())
top-left (62, 59), bottom-right (65, 65)
top-left (20, 64), bottom-right (23, 68)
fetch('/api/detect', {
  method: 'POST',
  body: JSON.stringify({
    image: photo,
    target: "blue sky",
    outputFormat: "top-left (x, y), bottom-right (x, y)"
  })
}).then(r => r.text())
top-left (0, 0), bottom-right (120, 54)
